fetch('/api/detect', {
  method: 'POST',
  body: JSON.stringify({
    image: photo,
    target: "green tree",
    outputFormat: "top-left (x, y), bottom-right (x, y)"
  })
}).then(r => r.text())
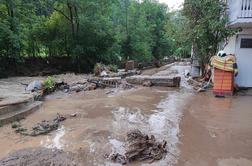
top-left (183, 0), bottom-right (236, 66)
top-left (0, 0), bottom-right (179, 76)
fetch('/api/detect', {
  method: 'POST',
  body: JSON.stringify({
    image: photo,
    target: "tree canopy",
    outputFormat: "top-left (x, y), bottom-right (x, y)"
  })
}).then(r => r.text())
top-left (0, 0), bottom-right (235, 76)
top-left (183, 0), bottom-right (236, 65)
top-left (0, 0), bottom-right (182, 71)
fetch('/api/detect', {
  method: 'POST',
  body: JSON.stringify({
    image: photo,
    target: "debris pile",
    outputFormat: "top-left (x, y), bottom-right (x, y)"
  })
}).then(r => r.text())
top-left (13, 113), bottom-right (66, 136)
top-left (67, 82), bottom-right (97, 93)
top-left (107, 130), bottom-right (167, 165)
top-left (125, 60), bottom-right (135, 71)
top-left (142, 80), bottom-right (153, 87)
top-left (94, 63), bottom-right (118, 77)
top-left (108, 69), bottom-right (141, 78)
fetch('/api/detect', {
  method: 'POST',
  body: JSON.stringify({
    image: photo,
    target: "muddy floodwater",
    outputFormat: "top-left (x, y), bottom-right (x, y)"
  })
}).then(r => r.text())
top-left (0, 63), bottom-right (252, 166)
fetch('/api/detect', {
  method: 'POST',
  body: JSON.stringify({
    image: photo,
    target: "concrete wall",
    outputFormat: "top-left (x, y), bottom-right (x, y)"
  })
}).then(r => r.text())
top-left (223, 35), bottom-right (237, 54)
top-left (227, 0), bottom-right (241, 23)
top-left (227, 0), bottom-right (252, 27)
top-left (223, 28), bottom-right (252, 54)
top-left (222, 28), bottom-right (252, 87)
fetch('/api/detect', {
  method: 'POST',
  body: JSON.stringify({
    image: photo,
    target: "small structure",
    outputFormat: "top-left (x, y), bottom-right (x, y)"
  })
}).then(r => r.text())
top-left (125, 60), bottom-right (135, 71)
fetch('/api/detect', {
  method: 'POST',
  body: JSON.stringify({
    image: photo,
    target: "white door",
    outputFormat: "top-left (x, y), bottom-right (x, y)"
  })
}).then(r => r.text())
top-left (235, 35), bottom-right (252, 87)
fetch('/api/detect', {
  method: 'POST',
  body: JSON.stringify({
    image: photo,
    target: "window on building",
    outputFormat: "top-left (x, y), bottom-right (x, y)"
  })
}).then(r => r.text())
top-left (240, 38), bottom-right (252, 48)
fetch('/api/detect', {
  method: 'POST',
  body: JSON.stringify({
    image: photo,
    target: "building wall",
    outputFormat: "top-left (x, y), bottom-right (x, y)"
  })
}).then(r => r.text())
top-left (227, 0), bottom-right (241, 23)
top-left (223, 28), bottom-right (252, 87)
top-left (223, 35), bottom-right (237, 54)
top-left (223, 28), bottom-right (252, 54)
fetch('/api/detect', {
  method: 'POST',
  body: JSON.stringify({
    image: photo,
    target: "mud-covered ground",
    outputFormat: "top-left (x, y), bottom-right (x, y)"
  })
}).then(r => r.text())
top-left (0, 63), bottom-right (252, 166)
top-left (177, 92), bottom-right (252, 166)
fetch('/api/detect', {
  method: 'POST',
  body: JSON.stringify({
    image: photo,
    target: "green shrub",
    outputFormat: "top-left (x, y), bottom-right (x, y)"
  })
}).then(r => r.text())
top-left (108, 64), bottom-right (118, 73)
top-left (43, 76), bottom-right (55, 92)
top-left (93, 63), bottom-right (104, 76)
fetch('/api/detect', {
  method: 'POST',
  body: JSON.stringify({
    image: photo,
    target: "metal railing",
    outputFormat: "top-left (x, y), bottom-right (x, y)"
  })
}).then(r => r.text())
top-left (240, 0), bottom-right (252, 18)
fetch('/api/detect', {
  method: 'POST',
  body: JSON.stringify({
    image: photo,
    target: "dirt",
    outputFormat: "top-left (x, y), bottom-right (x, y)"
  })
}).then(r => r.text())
top-left (141, 62), bottom-right (178, 76)
top-left (0, 62), bottom-right (251, 166)
top-left (0, 147), bottom-right (78, 166)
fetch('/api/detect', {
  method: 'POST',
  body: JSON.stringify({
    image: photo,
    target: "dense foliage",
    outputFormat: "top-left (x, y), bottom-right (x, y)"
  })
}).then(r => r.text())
top-left (0, 0), bottom-right (235, 76)
top-left (1, 0), bottom-right (189, 74)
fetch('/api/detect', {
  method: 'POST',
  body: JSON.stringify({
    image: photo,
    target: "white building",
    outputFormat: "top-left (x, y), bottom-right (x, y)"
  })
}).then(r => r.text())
top-left (223, 0), bottom-right (252, 87)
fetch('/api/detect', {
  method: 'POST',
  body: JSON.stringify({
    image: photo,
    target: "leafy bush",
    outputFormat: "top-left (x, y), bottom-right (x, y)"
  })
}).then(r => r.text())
top-left (93, 63), bottom-right (105, 76)
top-left (43, 76), bottom-right (55, 92)
top-left (108, 64), bottom-right (118, 73)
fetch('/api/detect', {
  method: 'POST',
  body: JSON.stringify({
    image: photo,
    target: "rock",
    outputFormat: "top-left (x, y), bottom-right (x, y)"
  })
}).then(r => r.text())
top-left (69, 84), bottom-right (85, 92)
top-left (109, 153), bottom-right (127, 165)
top-left (26, 80), bottom-right (42, 91)
top-left (85, 83), bottom-right (97, 91)
top-left (100, 71), bottom-right (108, 77)
top-left (55, 82), bottom-right (70, 90)
top-left (184, 69), bottom-right (190, 77)
top-left (142, 81), bottom-right (153, 87)
top-left (32, 91), bottom-right (43, 101)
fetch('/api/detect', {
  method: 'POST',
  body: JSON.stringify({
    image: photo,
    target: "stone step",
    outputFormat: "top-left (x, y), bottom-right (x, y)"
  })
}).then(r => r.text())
top-left (0, 101), bottom-right (42, 125)
top-left (0, 98), bottom-right (33, 116)
top-left (0, 97), bottom-right (33, 107)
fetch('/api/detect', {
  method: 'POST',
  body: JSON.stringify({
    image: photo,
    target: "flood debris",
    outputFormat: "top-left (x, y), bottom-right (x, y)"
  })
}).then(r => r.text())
top-left (13, 113), bottom-right (67, 136)
top-left (23, 70), bottom-right (138, 100)
top-left (26, 80), bottom-right (43, 92)
top-left (93, 63), bottom-right (118, 76)
top-left (107, 130), bottom-right (167, 165)
top-left (88, 77), bottom-right (122, 88)
top-left (108, 69), bottom-right (141, 78)
top-left (142, 80), bottom-right (153, 87)
top-left (0, 147), bottom-right (78, 166)
top-left (187, 67), bottom-right (213, 93)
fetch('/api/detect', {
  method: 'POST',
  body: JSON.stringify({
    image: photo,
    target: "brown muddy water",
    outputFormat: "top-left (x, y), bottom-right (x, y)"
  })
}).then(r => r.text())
top-left (0, 63), bottom-right (252, 166)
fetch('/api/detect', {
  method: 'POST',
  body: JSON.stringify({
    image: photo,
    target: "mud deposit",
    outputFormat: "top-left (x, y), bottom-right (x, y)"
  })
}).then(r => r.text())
top-left (0, 63), bottom-right (195, 166)
top-left (0, 148), bottom-right (78, 166)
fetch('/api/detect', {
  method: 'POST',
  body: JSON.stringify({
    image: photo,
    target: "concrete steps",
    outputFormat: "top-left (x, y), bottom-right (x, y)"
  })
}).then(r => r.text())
top-left (0, 100), bottom-right (42, 125)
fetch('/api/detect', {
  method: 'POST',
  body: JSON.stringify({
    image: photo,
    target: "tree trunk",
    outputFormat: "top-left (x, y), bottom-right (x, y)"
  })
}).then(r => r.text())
top-left (67, 2), bottom-right (75, 41)
top-left (74, 5), bottom-right (79, 41)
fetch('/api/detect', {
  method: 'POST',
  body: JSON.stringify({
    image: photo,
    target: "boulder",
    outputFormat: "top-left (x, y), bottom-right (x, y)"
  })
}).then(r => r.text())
top-left (26, 81), bottom-right (43, 91)
top-left (142, 80), bottom-right (153, 87)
